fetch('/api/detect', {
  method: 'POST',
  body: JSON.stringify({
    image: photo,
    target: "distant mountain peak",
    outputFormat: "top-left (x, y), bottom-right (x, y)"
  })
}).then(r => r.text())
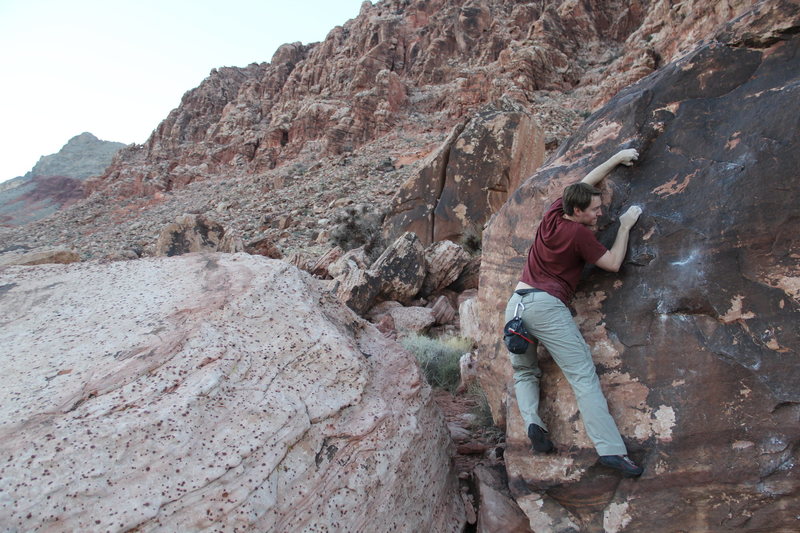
top-left (0, 133), bottom-right (127, 226)
top-left (28, 133), bottom-right (127, 181)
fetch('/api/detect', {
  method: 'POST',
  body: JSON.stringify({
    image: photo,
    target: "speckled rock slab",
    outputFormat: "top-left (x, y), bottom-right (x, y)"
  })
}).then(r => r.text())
top-left (0, 253), bottom-right (464, 532)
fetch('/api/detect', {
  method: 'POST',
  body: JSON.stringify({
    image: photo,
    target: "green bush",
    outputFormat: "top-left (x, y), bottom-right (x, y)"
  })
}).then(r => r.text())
top-left (400, 333), bottom-right (472, 391)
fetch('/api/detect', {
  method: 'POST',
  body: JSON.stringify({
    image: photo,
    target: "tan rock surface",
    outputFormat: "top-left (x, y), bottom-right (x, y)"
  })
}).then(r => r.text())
top-left (0, 254), bottom-right (464, 531)
top-left (389, 305), bottom-right (436, 334)
top-left (0, 247), bottom-right (81, 267)
top-left (421, 240), bottom-right (471, 297)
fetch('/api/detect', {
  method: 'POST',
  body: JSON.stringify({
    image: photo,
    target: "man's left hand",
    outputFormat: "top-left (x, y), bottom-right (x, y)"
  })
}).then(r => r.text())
top-left (615, 148), bottom-right (639, 166)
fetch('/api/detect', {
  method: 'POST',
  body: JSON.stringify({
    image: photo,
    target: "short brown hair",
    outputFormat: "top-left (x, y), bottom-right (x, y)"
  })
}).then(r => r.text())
top-left (563, 182), bottom-right (601, 215)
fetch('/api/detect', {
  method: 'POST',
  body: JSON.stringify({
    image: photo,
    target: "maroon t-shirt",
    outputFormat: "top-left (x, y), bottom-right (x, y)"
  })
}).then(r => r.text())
top-left (520, 198), bottom-right (608, 305)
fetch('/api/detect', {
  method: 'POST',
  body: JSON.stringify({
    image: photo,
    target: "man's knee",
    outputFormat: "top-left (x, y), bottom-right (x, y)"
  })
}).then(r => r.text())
top-left (512, 364), bottom-right (543, 382)
top-left (567, 369), bottom-right (603, 396)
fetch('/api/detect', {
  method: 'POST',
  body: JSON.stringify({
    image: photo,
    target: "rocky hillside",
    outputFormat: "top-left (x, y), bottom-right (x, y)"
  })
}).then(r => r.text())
top-left (0, 132), bottom-right (125, 227)
top-left (1, 0), bottom-right (767, 260)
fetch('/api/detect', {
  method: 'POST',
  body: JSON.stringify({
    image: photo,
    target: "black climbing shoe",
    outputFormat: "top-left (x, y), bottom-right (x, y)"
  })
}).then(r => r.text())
top-left (599, 455), bottom-right (643, 477)
top-left (528, 424), bottom-right (554, 453)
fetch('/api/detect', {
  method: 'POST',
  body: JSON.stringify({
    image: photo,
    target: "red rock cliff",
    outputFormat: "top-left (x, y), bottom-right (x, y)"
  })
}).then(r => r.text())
top-left (88, 0), bottom-right (763, 200)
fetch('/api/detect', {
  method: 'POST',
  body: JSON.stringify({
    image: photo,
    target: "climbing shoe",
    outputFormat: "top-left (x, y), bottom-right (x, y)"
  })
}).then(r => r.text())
top-left (599, 455), bottom-right (643, 477)
top-left (527, 423), bottom-right (554, 453)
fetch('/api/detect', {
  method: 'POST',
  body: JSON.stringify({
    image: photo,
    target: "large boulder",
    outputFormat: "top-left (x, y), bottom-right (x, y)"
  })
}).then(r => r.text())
top-left (155, 214), bottom-right (244, 256)
top-left (383, 99), bottom-right (544, 246)
top-left (371, 231), bottom-right (427, 304)
top-left (421, 240), bottom-right (471, 297)
top-left (477, 16), bottom-right (800, 532)
top-left (382, 124), bottom-right (465, 246)
top-left (0, 253), bottom-right (464, 531)
top-left (432, 99), bottom-right (545, 244)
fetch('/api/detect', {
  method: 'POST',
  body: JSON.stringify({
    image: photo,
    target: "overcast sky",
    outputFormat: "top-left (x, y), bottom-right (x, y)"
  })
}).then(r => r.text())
top-left (0, 0), bottom-right (371, 182)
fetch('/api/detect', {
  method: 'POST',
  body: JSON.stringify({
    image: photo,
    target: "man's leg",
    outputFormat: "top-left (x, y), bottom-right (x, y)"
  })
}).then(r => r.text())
top-left (524, 292), bottom-right (627, 456)
top-left (505, 294), bottom-right (547, 432)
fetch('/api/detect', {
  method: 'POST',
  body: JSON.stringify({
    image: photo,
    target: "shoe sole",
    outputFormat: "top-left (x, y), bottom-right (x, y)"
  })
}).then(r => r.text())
top-left (528, 426), bottom-right (554, 453)
top-left (599, 460), bottom-right (643, 477)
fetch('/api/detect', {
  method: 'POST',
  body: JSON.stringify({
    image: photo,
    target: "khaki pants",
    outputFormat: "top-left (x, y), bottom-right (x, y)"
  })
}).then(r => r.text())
top-left (505, 290), bottom-right (627, 456)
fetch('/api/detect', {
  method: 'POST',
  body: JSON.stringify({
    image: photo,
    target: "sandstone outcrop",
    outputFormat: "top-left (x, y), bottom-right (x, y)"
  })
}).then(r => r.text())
top-left (381, 124), bottom-right (465, 247)
top-left (0, 254), bottom-right (464, 531)
top-left (432, 100), bottom-right (544, 244)
top-left (383, 99), bottom-right (544, 246)
top-left (155, 213), bottom-right (244, 256)
top-left (477, 15), bottom-right (800, 531)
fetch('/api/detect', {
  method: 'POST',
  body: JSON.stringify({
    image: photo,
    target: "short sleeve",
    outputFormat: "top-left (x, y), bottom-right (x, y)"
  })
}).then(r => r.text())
top-left (574, 225), bottom-right (608, 264)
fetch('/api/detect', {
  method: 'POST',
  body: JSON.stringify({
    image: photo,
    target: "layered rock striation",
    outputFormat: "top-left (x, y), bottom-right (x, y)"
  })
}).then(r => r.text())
top-left (0, 254), bottom-right (464, 531)
top-left (477, 6), bottom-right (800, 530)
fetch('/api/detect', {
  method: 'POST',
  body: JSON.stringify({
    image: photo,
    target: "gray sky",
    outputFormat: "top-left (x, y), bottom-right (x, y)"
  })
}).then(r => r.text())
top-left (0, 0), bottom-right (371, 182)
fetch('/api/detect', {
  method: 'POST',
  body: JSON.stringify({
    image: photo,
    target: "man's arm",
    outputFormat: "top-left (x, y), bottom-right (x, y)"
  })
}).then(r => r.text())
top-left (581, 148), bottom-right (638, 187)
top-left (595, 206), bottom-right (642, 272)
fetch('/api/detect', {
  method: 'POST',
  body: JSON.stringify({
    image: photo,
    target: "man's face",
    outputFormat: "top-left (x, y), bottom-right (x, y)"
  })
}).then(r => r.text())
top-left (574, 196), bottom-right (603, 226)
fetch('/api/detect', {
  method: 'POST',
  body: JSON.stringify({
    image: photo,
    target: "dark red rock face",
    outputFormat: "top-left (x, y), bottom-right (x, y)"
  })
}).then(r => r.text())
top-left (478, 27), bottom-right (800, 532)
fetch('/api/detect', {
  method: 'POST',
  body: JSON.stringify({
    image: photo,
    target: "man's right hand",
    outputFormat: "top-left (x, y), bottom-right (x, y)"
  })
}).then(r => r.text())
top-left (619, 205), bottom-right (642, 229)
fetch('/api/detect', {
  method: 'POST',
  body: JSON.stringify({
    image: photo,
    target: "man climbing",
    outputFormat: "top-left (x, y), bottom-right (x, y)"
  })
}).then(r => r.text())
top-left (504, 147), bottom-right (644, 477)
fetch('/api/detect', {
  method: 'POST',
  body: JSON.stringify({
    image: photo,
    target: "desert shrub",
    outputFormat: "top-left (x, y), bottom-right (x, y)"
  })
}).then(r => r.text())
top-left (460, 223), bottom-right (483, 256)
top-left (329, 204), bottom-right (386, 261)
top-left (400, 333), bottom-right (472, 391)
top-left (467, 383), bottom-right (505, 442)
